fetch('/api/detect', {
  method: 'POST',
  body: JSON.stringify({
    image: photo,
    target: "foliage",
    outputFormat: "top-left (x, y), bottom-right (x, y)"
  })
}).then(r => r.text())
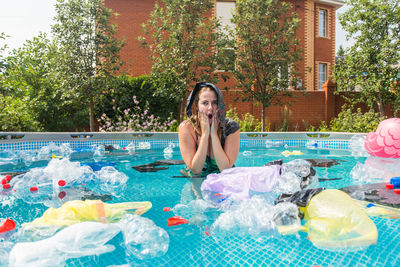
top-left (335, 0), bottom-right (400, 116)
top-left (0, 32), bottom-right (8, 74)
top-left (336, 45), bottom-right (345, 57)
top-left (98, 95), bottom-right (176, 132)
top-left (226, 106), bottom-right (262, 132)
top-left (231, 0), bottom-right (302, 131)
top-left (52, 0), bottom-right (125, 131)
top-left (95, 75), bottom-right (179, 123)
top-left (0, 33), bottom-right (88, 131)
top-left (277, 105), bottom-right (292, 132)
top-left (310, 108), bottom-right (385, 133)
top-left (138, 0), bottom-right (227, 122)
top-left (0, 95), bottom-right (40, 131)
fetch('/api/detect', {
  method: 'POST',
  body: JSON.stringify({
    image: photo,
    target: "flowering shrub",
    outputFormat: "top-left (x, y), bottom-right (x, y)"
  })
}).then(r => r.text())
top-left (98, 96), bottom-right (176, 132)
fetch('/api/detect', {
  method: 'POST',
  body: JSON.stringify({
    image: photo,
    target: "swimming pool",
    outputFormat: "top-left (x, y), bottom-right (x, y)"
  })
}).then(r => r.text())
top-left (1, 132), bottom-right (399, 266)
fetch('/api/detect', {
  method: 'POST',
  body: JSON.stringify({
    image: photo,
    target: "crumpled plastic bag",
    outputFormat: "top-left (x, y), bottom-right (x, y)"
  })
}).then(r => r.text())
top-left (25, 199), bottom-right (151, 226)
top-left (201, 165), bottom-right (281, 200)
top-left (9, 221), bottom-right (120, 267)
top-left (300, 189), bottom-right (377, 249)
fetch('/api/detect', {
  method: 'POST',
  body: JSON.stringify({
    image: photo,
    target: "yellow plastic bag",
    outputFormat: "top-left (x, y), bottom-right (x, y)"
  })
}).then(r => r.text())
top-left (24, 199), bottom-right (152, 227)
top-left (300, 189), bottom-right (377, 249)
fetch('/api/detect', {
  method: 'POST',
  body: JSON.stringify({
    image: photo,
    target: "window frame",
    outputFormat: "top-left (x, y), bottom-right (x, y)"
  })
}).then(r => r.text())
top-left (318, 63), bottom-right (327, 90)
top-left (215, 0), bottom-right (236, 72)
top-left (318, 9), bottom-right (327, 38)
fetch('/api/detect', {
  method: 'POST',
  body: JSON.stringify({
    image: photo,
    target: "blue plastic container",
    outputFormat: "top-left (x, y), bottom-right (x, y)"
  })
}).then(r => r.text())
top-left (390, 177), bottom-right (400, 189)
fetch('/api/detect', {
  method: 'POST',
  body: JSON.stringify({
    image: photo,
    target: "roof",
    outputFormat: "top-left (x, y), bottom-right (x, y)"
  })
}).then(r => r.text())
top-left (315, 0), bottom-right (345, 7)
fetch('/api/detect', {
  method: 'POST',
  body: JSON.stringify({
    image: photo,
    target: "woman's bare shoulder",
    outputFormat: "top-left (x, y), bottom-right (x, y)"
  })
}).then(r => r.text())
top-left (179, 120), bottom-right (193, 131)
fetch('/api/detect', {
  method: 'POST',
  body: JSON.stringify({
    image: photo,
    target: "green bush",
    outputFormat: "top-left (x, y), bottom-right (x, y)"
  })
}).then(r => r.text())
top-left (311, 108), bottom-right (385, 133)
top-left (95, 75), bottom-right (179, 129)
top-left (226, 106), bottom-right (262, 132)
top-left (0, 96), bottom-right (40, 131)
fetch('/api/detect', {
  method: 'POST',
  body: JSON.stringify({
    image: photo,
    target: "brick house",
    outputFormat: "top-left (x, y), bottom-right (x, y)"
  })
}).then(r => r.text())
top-left (104, 0), bottom-right (345, 130)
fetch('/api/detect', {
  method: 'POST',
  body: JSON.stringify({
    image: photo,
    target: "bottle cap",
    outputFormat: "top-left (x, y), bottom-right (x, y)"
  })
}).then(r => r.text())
top-left (3, 184), bottom-right (11, 189)
top-left (394, 189), bottom-right (400, 194)
top-left (30, 186), bottom-right (38, 192)
top-left (386, 184), bottom-right (394, 189)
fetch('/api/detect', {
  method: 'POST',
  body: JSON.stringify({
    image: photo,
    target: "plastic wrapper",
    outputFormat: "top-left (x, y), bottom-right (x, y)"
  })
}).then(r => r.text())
top-left (350, 156), bottom-right (400, 183)
top-left (201, 159), bottom-right (317, 201)
top-left (172, 199), bottom-right (219, 225)
top-left (22, 199), bottom-right (152, 229)
top-left (300, 189), bottom-right (377, 249)
top-left (210, 196), bottom-right (300, 238)
top-left (201, 165), bottom-right (281, 200)
top-left (9, 221), bottom-right (120, 267)
top-left (117, 214), bottom-right (169, 260)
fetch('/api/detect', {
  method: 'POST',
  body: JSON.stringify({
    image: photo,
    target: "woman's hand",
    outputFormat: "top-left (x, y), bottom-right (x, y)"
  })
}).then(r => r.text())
top-left (210, 109), bottom-right (219, 136)
top-left (199, 111), bottom-right (211, 136)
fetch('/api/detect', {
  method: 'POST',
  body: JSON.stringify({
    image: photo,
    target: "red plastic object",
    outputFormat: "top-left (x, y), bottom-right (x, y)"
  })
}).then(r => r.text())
top-left (1, 179), bottom-right (6, 185)
top-left (167, 216), bottom-right (189, 227)
top-left (30, 186), bottom-right (38, 192)
top-left (5, 175), bottom-right (11, 181)
top-left (214, 193), bottom-right (221, 197)
top-left (386, 184), bottom-right (394, 189)
top-left (3, 184), bottom-right (10, 189)
top-left (123, 147), bottom-right (126, 150)
top-left (0, 219), bottom-right (16, 233)
top-left (58, 191), bottom-right (66, 199)
top-left (58, 180), bottom-right (66, 187)
top-left (394, 189), bottom-right (400, 194)
top-left (163, 207), bottom-right (171, 212)
top-left (205, 231), bottom-right (210, 236)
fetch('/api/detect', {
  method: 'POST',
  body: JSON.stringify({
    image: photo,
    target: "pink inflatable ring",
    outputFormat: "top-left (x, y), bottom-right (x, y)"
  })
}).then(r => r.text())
top-left (365, 118), bottom-right (400, 158)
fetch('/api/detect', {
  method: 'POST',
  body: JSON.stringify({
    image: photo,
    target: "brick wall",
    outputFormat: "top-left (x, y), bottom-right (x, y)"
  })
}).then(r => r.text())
top-left (105, 0), bottom-right (366, 131)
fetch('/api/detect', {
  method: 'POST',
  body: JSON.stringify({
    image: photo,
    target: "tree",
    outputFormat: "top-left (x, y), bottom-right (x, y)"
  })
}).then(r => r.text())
top-left (337, 45), bottom-right (345, 57)
top-left (52, 0), bottom-right (125, 131)
top-left (335, 0), bottom-right (400, 116)
top-left (0, 32), bottom-right (8, 75)
top-left (231, 0), bottom-right (302, 131)
top-left (138, 0), bottom-right (226, 122)
top-left (0, 33), bottom-right (88, 131)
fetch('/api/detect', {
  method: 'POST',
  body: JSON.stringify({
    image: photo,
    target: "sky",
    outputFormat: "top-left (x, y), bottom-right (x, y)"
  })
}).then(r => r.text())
top-left (0, 0), bottom-right (353, 54)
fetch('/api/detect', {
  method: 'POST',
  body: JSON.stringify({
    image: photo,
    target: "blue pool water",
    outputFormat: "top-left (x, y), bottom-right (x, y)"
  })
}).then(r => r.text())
top-left (1, 143), bottom-right (400, 266)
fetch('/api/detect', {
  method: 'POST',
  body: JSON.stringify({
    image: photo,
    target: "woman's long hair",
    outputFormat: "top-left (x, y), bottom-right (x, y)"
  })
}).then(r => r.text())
top-left (189, 86), bottom-right (222, 138)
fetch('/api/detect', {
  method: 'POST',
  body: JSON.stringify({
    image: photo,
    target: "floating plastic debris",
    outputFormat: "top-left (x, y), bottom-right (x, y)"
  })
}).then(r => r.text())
top-left (137, 142), bottom-right (151, 150)
top-left (242, 151), bottom-right (253, 156)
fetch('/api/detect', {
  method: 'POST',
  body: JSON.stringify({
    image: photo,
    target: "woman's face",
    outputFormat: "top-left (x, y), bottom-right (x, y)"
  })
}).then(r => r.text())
top-left (197, 87), bottom-right (218, 123)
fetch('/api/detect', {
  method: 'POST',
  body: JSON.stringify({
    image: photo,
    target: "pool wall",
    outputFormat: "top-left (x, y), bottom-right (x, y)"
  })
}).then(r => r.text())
top-left (0, 132), bottom-right (366, 151)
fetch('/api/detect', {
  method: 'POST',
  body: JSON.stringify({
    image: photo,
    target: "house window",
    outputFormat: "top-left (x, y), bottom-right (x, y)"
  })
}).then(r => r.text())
top-left (318, 63), bottom-right (327, 90)
top-left (216, 1), bottom-right (236, 71)
top-left (278, 64), bottom-right (290, 90)
top-left (318, 9), bottom-right (327, 37)
top-left (216, 1), bottom-right (235, 35)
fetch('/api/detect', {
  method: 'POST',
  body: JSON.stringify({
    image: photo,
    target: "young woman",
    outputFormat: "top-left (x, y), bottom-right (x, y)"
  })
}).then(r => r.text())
top-left (179, 82), bottom-right (240, 177)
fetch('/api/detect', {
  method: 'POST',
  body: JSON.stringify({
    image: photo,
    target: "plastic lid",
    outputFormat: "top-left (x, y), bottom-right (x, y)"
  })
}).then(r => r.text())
top-left (3, 184), bottom-right (11, 189)
top-left (58, 180), bottom-right (66, 187)
top-left (394, 189), bottom-right (400, 194)
top-left (30, 186), bottom-right (38, 192)
top-left (386, 184), bottom-right (394, 189)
